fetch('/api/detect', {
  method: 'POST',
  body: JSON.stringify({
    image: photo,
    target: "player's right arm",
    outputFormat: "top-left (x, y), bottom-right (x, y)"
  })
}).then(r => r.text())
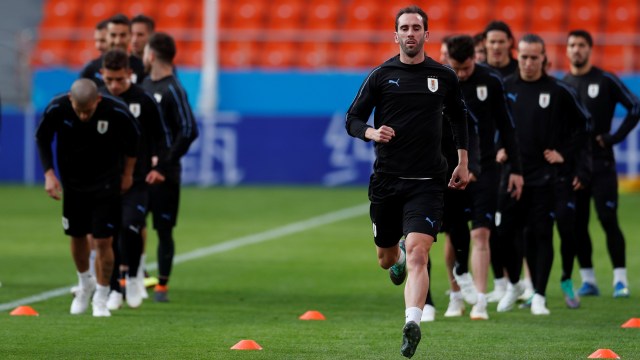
top-left (346, 68), bottom-right (379, 141)
top-left (35, 99), bottom-right (62, 199)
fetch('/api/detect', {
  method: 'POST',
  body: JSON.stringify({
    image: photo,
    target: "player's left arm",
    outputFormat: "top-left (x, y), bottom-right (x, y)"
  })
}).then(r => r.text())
top-left (599, 73), bottom-right (640, 146)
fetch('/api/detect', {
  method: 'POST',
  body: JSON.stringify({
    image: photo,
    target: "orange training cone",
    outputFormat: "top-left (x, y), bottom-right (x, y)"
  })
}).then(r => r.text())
top-left (230, 340), bottom-right (262, 350)
top-left (10, 306), bottom-right (39, 316)
top-left (299, 310), bottom-right (326, 320)
top-left (588, 349), bottom-right (620, 359)
top-left (621, 318), bottom-right (640, 328)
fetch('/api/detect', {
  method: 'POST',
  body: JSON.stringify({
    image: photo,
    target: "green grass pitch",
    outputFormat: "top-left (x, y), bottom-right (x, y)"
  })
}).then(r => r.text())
top-left (0, 185), bottom-right (639, 359)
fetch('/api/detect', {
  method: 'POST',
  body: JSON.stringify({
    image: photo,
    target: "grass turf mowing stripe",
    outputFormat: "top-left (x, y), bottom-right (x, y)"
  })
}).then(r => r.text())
top-left (0, 203), bottom-right (368, 313)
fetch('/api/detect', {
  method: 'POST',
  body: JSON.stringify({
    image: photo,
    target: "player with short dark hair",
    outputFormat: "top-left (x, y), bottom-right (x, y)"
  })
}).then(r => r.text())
top-left (94, 19), bottom-right (109, 54)
top-left (346, 6), bottom-right (469, 357)
top-left (497, 34), bottom-right (591, 315)
top-left (564, 29), bottom-right (640, 298)
top-left (445, 34), bottom-right (523, 320)
top-left (35, 79), bottom-right (140, 317)
top-left (483, 20), bottom-right (518, 77)
top-left (142, 32), bottom-right (199, 303)
top-left (99, 49), bottom-right (172, 310)
top-left (473, 33), bottom-right (486, 63)
top-left (131, 14), bottom-right (155, 59)
top-left (80, 14), bottom-right (146, 86)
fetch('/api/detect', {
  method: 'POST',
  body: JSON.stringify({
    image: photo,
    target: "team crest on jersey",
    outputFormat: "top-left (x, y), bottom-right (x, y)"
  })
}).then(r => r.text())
top-left (154, 93), bottom-right (163, 103)
top-left (62, 217), bottom-right (69, 230)
top-left (539, 93), bottom-right (550, 108)
top-left (130, 73), bottom-right (138, 84)
top-left (97, 120), bottom-right (109, 134)
top-left (129, 103), bottom-right (141, 118)
top-left (588, 84), bottom-right (599, 98)
top-left (427, 77), bottom-right (439, 93)
top-left (476, 85), bottom-right (488, 101)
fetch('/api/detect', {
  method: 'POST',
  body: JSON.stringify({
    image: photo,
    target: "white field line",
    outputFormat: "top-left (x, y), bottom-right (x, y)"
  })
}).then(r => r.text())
top-left (0, 203), bottom-right (369, 312)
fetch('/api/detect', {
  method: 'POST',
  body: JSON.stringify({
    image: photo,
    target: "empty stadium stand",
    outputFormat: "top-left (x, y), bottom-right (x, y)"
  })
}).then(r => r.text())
top-left (32, 0), bottom-right (640, 72)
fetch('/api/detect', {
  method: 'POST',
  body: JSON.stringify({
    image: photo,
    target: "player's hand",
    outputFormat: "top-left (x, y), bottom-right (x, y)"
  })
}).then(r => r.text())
top-left (448, 165), bottom-right (469, 190)
top-left (543, 149), bottom-right (564, 164)
top-left (146, 170), bottom-right (166, 185)
top-left (121, 174), bottom-right (133, 193)
top-left (366, 125), bottom-right (395, 143)
top-left (595, 135), bottom-right (606, 148)
top-left (151, 156), bottom-right (159, 167)
top-left (572, 176), bottom-right (584, 191)
top-left (496, 148), bottom-right (508, 163)
top-left (44, 170), bottom-right (62, 200)
top-left (507, 173), bottom-right (524, 200)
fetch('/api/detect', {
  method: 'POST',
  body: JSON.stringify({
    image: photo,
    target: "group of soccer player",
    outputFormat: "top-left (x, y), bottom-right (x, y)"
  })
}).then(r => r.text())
top-left (423, 20), bottom-right (640, 322)
top-left (36, 13), bottom-right (198, 317)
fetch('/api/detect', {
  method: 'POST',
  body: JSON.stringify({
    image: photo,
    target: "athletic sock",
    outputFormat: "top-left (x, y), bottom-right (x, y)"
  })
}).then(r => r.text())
top-left (405, 307), bottom-right (423, 324)
top-left (580, 268), bottom-right (597, 285)
top-left (78, 270), bottom-right (93, 288)
top-left (613, 268), bottom-right (628, 286)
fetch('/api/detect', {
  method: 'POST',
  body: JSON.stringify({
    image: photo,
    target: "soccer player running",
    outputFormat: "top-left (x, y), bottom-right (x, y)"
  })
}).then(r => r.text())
top-left (497, 34), bottom-right (591, 315)
top-left (445, 35), bottom-right (524, 320)
top-left (142, 32), bottom-right (199, 302)
top-left (563, 30), bottom-right (640, 298)
top-left (35, 79), bottom-right (140, 317)
top-left (99, 49), bottom-right (172, 310)
top-left (80, 14), bottom-right (146, 87)
top-left (346, 6), bottom-right (469, 357)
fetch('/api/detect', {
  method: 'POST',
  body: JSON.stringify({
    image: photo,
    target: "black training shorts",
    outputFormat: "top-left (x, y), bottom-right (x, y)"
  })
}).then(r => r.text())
top-left (368, 173), bottom-right (445, 248)
top-left (62, 187), bottom-right (121, 238)
top-left (149, 180), bottom-right (180, 230)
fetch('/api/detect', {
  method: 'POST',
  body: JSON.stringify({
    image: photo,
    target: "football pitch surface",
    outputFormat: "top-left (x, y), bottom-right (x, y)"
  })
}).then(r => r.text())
top-left (0, 185), bottom-right (639, 359)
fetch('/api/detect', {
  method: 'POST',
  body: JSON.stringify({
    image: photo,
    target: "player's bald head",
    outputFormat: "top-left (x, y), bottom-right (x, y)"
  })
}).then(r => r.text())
top-left (70, 79), bottom-right (99, 106)
top-left (69, 79), bottom-right (101, 121)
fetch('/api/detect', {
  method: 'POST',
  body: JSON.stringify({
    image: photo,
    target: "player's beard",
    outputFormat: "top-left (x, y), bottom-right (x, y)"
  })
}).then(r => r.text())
top-left (571, 57), bottom-right (588, 69)
top-left (400, 37), bottom-right (425, 58)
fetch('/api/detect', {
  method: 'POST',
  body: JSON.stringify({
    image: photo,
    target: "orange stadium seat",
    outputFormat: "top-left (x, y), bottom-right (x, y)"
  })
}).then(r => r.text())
top-left (544, 43), bottom-right (567, 72)
top-left (219, 40), bottom-right (259, 68)
top-left (156, 0), bottom-right (193, 30)
top-left (40, 0), bottom-right (81, 30)
top-left (492, 0), bottom-right (527, 34)
top-left (529, 0), bottom-right (566, 34)
top-left (604, 0), bottom-right (638, 34)
top-left (335, 41), bottom-right (376, 69)
top-left (373, 41), bottom-right (399, 62)
top-left (174, 41), bottom-right (202, 67)
top-left (229, 0), bottom-right (268, 31)
top-left (425, 42), bottom-right (442, 61)
top-left (452, 0), bottom-right (490, 34)
top-left (566, 0), bottom-right (602, 33)
top-left (266, 0), bottom-right (304, 31)
top-left (31, 39), bottom-right (69, 66)
top-left (258, 41), bottom-right (296, 68)
top-left (342, 0), bottom-right (383, 31)
top-left (304, 0), bottom-right (340, 31)
top-left (121, 0), bottom-right (157, 19)
top-left (421, 1), bottom-right (453, 32)
top-left (78, 0), bottom-right (119, 29)
top-left (68, 39), bottom-right (97, 67)
top-left (298, 41), bottom-right (333, 68)
top-left (596, 44), bottom-right (634, 73)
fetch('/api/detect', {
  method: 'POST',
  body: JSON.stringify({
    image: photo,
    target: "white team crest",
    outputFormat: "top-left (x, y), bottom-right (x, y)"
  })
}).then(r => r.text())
top-left (154, 93), bottom-right (163, 103)
top-left (476, 85), bottom-right (488, 101)
top-left (130, 73), bottom-right (138, 84)
top-left (97, 120), bottom-right (109, 134)
top-left (129, 103), bottom-right (141, 118)
top-left (428, 78), bottom-right (439, 93)
top-left (539, 93), bottom-right (550, 108)
top-left (62, 217), bottom-right (69, 230)
top-left (588, 84), bottom-right (599, 98)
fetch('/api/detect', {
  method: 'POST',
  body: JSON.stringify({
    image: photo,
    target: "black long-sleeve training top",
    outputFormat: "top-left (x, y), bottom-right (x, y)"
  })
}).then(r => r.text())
top-left (100, 84), bottom-right (172, 184)
top-left (346, 55), bottom-right (469, 181)
top-left (563, 66), bottom-right (640, 164)
top-left (35, 94), bottom-right (140, 192)
top-left (141, 74), bottom-right (199, 182)
top-left (504, 73), bottom-right (592, 186)
top-left (460, 63), bottom-right (521, 173)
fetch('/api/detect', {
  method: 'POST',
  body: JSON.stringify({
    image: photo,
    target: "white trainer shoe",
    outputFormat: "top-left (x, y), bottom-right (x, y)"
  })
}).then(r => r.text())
top-left (106, 290), bottom-right (123, 311)
top-left (470, 300), bottom-right (489, 320)
top-left (444, 297), bottom-right (465, 317)
top-left (497, 282), bottom-right (523, 312)
top-left (92, 292), bottom-right (111, 317)
top-left (126, 276), bottom-right (143, 308)
top-left (70, 279), bottom-right (96, 315)
top-left (519, 280), bottom-right (535, 301)
top-left (421, 304), bottom-right (436, 322)
top-left (531, 293), bottom-right (550, 315)
top-left (487, 279), bottom-right (507, 303)
top-left (454, 272), bottom-right (478, 305)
